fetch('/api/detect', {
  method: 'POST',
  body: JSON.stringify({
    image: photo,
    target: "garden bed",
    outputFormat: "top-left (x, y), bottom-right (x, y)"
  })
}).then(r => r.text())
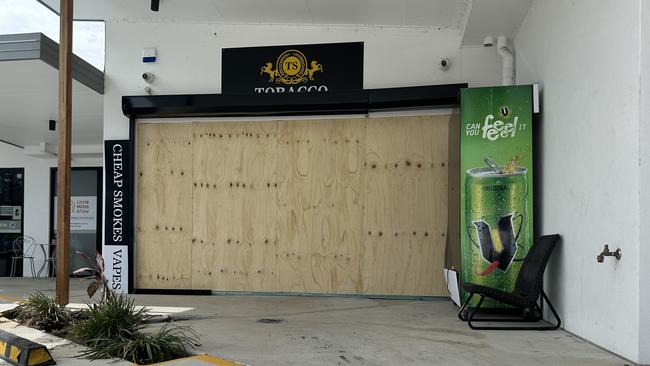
top-left (1, 253), bottom-right (199, 365)
top-left (1, 291), bottom-right (199, 365)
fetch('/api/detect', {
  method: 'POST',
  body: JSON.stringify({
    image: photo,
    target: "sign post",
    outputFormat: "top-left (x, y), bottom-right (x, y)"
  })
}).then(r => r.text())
top-left (55, 0), bottom-right (73, 306)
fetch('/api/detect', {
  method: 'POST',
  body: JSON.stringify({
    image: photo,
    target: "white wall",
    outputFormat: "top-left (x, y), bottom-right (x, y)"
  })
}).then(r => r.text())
top-left (103, 21), bottom-right (503, 139)
top-left (515, 0), bottom-right (642, 363)
top-left (639, 1), bottom-right (650, 363)
top-left (0, 142), bottom-right (101, 277)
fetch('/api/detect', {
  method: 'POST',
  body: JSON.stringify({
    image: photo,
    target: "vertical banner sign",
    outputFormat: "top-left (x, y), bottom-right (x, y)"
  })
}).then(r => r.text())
top-left (104, 140), bottom-right (130, 293)
top-left (460, 85), bottom-right (534, 307)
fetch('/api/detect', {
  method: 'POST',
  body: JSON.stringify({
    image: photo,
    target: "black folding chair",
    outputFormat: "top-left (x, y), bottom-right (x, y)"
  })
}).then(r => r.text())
top-left (458, 234), bottom-right (561, 330)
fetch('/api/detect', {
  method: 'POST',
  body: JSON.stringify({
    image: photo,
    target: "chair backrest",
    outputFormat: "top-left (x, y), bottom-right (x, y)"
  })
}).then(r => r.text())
top-left (12, 236), bottom-right (36, 256)
top-left (514, 234), bottom-right (560, 298)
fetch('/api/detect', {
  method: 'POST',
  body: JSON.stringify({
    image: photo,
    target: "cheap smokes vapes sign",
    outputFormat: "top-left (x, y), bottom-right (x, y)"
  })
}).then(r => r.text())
top-left (104, 140), bottom-right (130, 293)
top-left (460, 85), bottom-right (534, 307)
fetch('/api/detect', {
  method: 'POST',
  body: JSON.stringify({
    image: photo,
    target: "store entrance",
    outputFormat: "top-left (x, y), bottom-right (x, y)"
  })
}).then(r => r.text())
top-left (50, 167), bottom-right (103, 276)
top-left (0, 168), bottom-right (24, 277)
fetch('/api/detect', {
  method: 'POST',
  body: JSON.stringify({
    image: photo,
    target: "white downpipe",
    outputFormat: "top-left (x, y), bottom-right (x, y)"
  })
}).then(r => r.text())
top-left (497, 36), bottom-right (514, 86)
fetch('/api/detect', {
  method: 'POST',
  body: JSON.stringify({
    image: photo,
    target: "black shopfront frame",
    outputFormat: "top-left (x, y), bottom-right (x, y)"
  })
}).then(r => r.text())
top-left (121, 83), bottom-right (467, 295)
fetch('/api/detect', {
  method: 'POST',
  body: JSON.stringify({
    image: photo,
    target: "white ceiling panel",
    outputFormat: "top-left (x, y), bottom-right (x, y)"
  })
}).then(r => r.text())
top-left (462, 0), bottom-right (534, 45)
top-left (214, 0), bottom-right (311, 24)
top-left (405, 0), bottom-right (468, 28)
top-left (39, 0), bottom-right (471, 28)
top-left (305, 0), bottom-right (405, 27)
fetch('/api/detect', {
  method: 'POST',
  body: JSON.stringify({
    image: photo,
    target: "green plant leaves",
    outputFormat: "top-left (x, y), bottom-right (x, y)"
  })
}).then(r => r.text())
top-left (74, 250), bottom-right (109, 301)
top-left (2, 290), bottom-right (198, 365)
top-left (67, 293), bottom-right (197, 364)
top-left (0, 292), bottom-right (78, 336)
top-left (78, 323), bottom-right (198, 364)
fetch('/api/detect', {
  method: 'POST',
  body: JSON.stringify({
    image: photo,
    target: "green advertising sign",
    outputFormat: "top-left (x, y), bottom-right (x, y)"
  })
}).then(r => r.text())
top-left (460, 85), bottom-right (534, 307)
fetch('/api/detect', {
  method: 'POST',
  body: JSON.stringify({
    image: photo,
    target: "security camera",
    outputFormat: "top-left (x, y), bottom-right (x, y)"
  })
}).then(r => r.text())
top-left (439, 57), bottom-right (450, 71)
top-left (142, 72), bottom-right (155, 83)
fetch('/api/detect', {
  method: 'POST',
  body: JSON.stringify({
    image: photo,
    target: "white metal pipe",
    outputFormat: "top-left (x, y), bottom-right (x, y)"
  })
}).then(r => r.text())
top-left (497, 36), bottom-right (514, 86)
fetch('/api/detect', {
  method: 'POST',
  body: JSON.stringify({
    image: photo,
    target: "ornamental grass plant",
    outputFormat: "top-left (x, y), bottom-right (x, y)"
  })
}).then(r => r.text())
top-left (2, 252), bottom-right (200, 365)
top-left (65, 288), bottom-right (199, 364)
top-left (0, 291), bottom-right (78, 336)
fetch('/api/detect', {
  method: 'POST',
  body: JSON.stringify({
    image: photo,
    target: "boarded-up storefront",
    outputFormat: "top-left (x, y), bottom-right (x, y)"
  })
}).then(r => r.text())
top-left (135, 114), bottom-right (452, 296)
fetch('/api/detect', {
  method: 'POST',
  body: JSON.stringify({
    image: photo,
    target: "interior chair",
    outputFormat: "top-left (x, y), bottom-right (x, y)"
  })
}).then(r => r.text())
top-left (10, 235), bottom-right (37, 278)
top-left (40, 239), bottom-right (56, 277)
top-left (458, 234), bottom-right (561, 330)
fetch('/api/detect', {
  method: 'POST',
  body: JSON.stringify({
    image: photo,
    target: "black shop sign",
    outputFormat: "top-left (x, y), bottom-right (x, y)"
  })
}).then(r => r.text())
top-left (104, 140), bottom-right (131, 292)
top-left (104, 140), bottom-right (131, 247)
top-left (222, 42), bottom-right (363, 94)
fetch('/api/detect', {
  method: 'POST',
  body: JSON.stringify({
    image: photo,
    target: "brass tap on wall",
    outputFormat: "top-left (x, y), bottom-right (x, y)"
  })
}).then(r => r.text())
top-left (597, 244), bottom-right (622, 263)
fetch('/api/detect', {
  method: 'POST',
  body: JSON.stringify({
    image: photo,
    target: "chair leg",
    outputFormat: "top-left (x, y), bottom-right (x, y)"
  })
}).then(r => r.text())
top-left (467, 295), bottom-right (485, 330)
top-left (541, 290), bottom-right (562, 330)
top-left (10, 258), bottom-right (16, 278)
top-left (466, 292), bottom-right (562, 331)
top-left (29, 258), bottom-right (36, 278)
top-left (457, 293), bottom-right (474, 321)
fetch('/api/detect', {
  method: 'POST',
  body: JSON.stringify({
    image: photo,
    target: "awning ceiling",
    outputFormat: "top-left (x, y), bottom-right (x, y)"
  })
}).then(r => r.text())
top-left (0, 33), bottom-right (103, 148)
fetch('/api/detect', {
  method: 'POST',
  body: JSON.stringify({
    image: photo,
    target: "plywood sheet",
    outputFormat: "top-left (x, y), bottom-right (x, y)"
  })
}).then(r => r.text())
top-left (135, 115), bottom-right (450, 296)
top-left (135, 123), bottom-right (194, 289)
top-left (276, 119), bottom-right (364, 294)
top-left (191, 122), bottom-right (279, 291)
top-left (362, 116), bottom-right (449, 295)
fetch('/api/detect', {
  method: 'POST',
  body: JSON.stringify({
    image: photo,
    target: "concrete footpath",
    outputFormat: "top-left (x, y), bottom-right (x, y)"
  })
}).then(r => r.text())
top-left (0, 278), bottom-right (633, 366)
top-left (0, 316), bottom-right (243, 366)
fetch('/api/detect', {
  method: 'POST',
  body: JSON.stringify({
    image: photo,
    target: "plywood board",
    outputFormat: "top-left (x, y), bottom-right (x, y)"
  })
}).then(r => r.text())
top-left (135, 123), bottom-right (194, 289)
top-left (276, 119), bottom-right (364, 294)
top-left (190, 122), bottom-right (229, 290)
top-left (135, 115), bottom-right (450, 296)
top-left (362, 116), bottom-right (449, 295)
top-left (191, 122), bottom-right (279, 291)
